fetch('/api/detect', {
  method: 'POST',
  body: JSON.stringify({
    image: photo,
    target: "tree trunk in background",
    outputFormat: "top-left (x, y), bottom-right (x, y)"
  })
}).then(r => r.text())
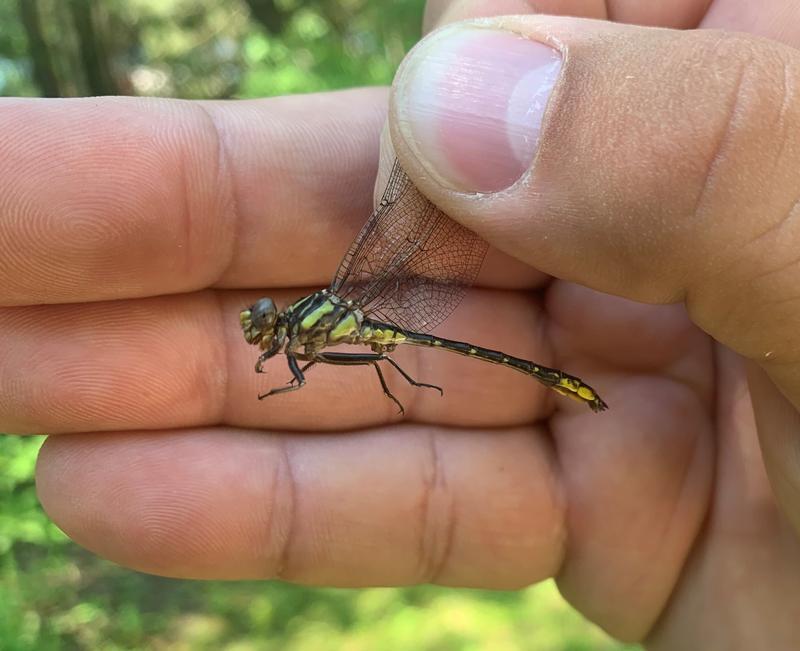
top-left (242, 0), bottom-right (287, 35)
top-left (67, 0), bottom-right (119, 95)
top-left (18, 0), bottom-right (61, 97)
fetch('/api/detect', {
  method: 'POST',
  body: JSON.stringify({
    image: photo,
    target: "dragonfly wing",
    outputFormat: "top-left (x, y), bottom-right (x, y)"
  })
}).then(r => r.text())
top-left (330, 159), bottom-right (488, 334)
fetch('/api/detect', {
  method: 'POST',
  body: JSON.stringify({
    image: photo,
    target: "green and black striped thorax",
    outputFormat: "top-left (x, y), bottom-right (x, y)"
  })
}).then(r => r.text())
top-left (281, 289), bottom-right (365, 349)
top-left (240, 289), bottom-right (411, 355)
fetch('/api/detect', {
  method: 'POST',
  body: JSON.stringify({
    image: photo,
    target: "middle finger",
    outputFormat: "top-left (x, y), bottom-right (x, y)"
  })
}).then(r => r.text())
top-left (0, 287), bottom-right (572, 433)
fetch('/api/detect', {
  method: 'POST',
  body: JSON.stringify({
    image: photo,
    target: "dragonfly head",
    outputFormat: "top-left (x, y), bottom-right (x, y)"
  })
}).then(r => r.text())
top-left (240, 297), bottom-right (279, 348)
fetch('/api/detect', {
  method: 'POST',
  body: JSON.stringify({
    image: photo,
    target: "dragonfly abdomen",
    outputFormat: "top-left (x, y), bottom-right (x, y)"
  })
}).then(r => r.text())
top-left (359, 321), bottom-right (409, 347)
top-left (363, 322), bottom-right (607, 413)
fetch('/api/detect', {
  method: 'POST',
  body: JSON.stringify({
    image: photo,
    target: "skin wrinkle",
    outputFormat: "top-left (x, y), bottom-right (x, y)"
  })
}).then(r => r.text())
top-left (686, 48), bottom-right (800, 360)
top-left (645, 500), bottom-right (699, 644)
top-left (518, 426), bottom-right (566, 588)
top-left (761, 59), bottom-right (792, 183)
top-left (769, 285), bottom-right (800, 315)
top-left (640, 411), bottom-right (713, 632)
top-left (272, 434), bottom-right (296, 580)
top-left (667, 348), bottom-right (715, 410)
top-left (645, 507), bottom-right (714, 647)
top-left (748, 367), bottom-right (800, 522)
top-left (744, 204), bottom-right (800, 291)
top-left (417, 427), bottom-right (457, 583)
top-left (212, 288), bottom-right (234, 426)
top-left (176, 109), bottom-right (193, 279)
top-left (195, 103), bottom-right (241, 289)
top-left (178, 291), bottom-right (230, 428)
top-left (688, 48), bottom-right (749, 235)
top-left (709, 256), bottom-right (800, 367)
top-left (758, 249), bottom-right (800, 298)
top-left (683, 53), bottom-right (799, 308)
top-left (660, 344), bottom-right (732, 644)
top-left (757, 395), bottom-right (800, 508)
top-left (738, 192), bottom-right (800, 259)
top-left (681, 56), bottom-right (764, 337)
top-left (538, 418), bottom-right (568, 581)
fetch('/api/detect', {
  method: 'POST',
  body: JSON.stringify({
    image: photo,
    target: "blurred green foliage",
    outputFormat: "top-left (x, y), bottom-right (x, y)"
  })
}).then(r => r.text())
top-left (0, 1), bottom-right (640, 649)
top-left (1, 0), bottom-right (424, 99)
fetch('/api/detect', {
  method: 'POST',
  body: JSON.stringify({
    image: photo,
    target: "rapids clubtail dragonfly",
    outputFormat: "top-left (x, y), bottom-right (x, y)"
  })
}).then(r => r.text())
top-left (240, 160), bottom-right (607, 414)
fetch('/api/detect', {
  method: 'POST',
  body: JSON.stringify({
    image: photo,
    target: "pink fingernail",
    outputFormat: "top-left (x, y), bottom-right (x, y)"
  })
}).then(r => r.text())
top-left (394, 25), bottom-right (562, 193)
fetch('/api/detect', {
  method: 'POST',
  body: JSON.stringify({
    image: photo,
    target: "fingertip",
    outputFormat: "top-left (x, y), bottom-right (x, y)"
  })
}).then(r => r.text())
top-left (36, 430), bottom-right (288, 579)
top-left (0, 97), bottom-right (234, 304)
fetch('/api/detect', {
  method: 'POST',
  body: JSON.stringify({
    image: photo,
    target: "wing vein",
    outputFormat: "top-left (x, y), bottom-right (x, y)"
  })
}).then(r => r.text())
top-left (329, 159), bottom-right (488, 334)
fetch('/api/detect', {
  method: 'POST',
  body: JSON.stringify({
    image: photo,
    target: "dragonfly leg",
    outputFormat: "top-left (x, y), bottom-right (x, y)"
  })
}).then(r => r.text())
top-left (259, 355), bottom-right (306, 400)
top-left (317, 352), bottom-right (442, 394)
top-left (255, 340), bottom-right (282, 373)
top-left (371, 362), bottom-right (405, 415)
top-left (286, 360), bottom-right (317, 386)
top-left (304, 352), bottom-right (403, 414)
top-left (380, 356), bottom-right (443, 396)
top-left (312, 352), bottom-right (442, 414)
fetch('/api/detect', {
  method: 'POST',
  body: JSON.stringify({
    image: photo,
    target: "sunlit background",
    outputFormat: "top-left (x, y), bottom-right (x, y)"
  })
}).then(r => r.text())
top-left (0, 1), bottom-right (639, 649)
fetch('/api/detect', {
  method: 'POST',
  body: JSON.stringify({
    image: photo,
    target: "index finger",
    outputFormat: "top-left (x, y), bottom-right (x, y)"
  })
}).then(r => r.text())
top-left (0, 89), bottom-right (386, 305)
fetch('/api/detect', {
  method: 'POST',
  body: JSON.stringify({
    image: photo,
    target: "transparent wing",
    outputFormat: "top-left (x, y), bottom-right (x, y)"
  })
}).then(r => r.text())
top-left (329, 159), bottom-right (488, 333)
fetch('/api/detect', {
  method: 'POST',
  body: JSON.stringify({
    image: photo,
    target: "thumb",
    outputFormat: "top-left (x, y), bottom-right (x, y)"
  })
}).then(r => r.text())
top-left (388, 17), bottom-right (800, 526)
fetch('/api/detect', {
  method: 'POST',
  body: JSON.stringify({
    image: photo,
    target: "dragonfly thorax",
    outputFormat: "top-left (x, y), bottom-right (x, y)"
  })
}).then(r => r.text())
top-left (283, 290), bottom-right (365, 350)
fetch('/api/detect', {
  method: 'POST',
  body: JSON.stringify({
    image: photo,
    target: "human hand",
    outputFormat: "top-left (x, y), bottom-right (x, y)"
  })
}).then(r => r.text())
top-left (2, 90), bottom-right (596, 593)
top-left (386, 1), bottom-right (800, 648)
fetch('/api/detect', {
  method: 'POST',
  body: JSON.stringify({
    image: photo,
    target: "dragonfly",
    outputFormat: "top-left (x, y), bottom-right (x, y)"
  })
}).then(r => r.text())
top-left (240, 159), bottom-right (607, 414)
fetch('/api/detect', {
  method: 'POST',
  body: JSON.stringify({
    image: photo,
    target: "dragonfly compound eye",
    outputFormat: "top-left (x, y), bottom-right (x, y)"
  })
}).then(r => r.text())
top-left (250, 298), bottom-right (277, 330)
top-left (240, 297), bottom-right (278, 345)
